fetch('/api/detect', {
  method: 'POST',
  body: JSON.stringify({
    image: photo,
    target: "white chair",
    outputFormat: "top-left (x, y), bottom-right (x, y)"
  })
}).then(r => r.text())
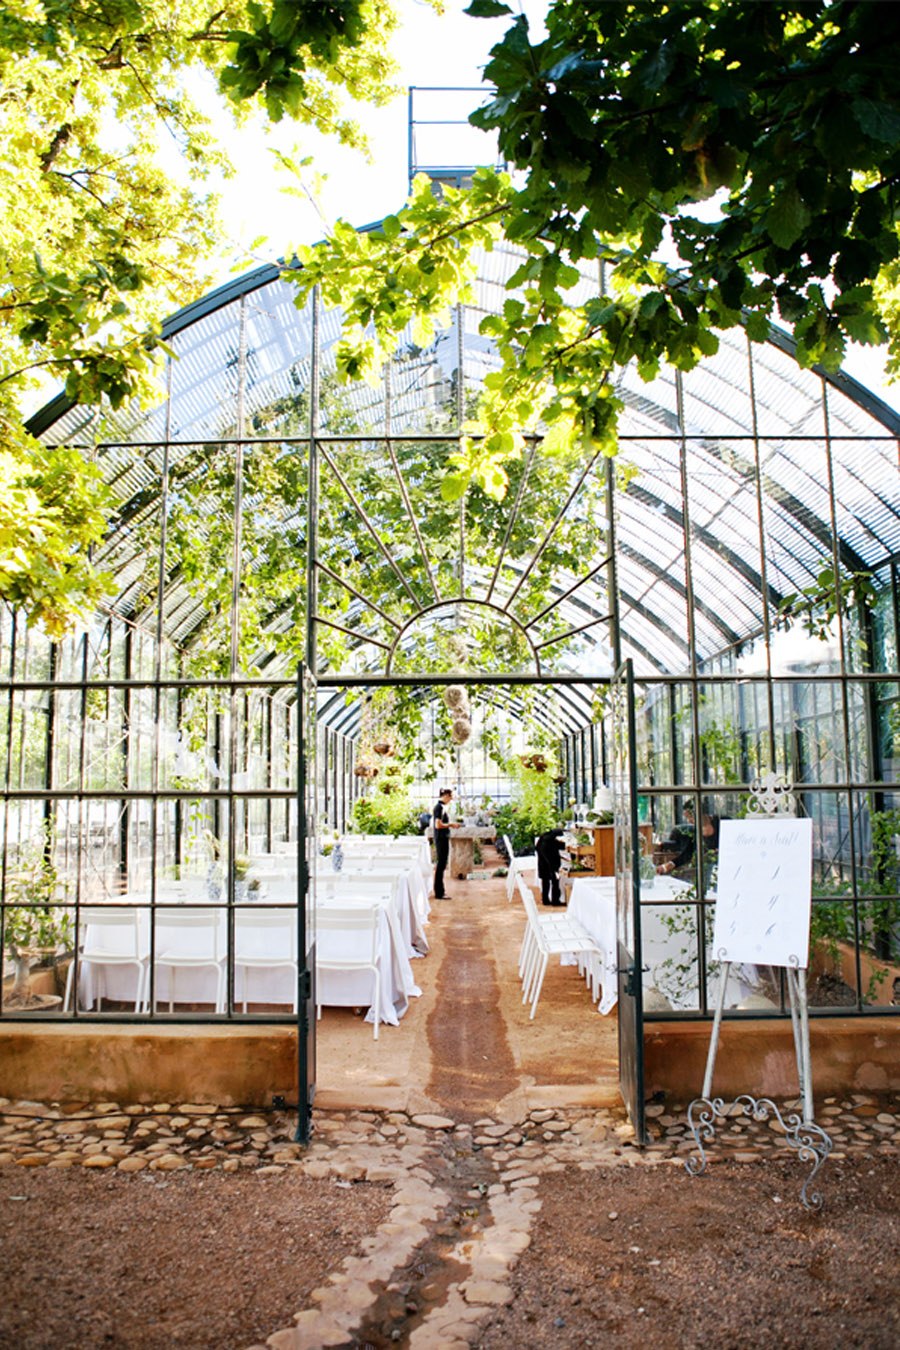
top-left (517, 878), bottom-right (601, 1019)
top-left (315, 903), bottom-right (383, 1039)
top-left (64, 906), bottom-right (148, 1013)
top-left (233, 908), bottom-right (298, 1012)
top-left (505, 838), bottom-right (537, 901)
top-left (153, 907), bottom-right (226, 1013)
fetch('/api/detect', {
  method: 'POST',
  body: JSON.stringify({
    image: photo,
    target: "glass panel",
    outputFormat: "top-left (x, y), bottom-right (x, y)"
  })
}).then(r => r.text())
top-left (869, 681), bottom-right (900, 783)
top-left (809, 894), bottom-right (860, 1010)
top-left (697, 681), bottom-right (744, 787)
top-left (641, 896), bottom-right (702, 1013)
top-left (857, 903), bottom-right (900, 1009)
top-left (870, 567), bottom-right (897, 678)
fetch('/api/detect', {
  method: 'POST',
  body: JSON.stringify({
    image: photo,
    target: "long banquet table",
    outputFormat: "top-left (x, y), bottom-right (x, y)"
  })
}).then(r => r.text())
top-left (72, 859), bottom-right (427, 1026)
top-left (566, 874), bottom-right (765, 1013)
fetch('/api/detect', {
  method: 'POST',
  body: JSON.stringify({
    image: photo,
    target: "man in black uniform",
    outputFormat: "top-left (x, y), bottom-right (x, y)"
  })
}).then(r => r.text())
top-left (432, 787), bottom-right (458, 899)
top-left (536, 827), bottom-right (568, 906)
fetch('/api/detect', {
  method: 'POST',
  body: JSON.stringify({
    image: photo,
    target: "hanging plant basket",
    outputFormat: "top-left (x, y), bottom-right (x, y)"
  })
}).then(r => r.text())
top-left (373, 741), bottom-right (394, 757)
top-left (521, 753), bottom-right (548, 773)
top-left (444, 685), bottom-right (469, 713)
top-left (354, 764), bottom-right (379, 779)
top-left (451, 716), bottom-right (472, 745)
top-left (553, 774), bottom-right (567, 786)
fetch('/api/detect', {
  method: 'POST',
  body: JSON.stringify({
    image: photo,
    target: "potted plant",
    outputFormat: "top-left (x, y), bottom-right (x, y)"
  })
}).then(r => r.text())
top-left (2, 838), bottom-right (72, 1010)
top-left (233, 856), bottom-right (251, 902)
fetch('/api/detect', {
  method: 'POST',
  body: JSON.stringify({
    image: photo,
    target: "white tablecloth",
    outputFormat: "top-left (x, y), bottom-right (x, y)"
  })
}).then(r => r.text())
top-left (75, 903), bottom-right (299, 1011)
top-left (567, 877), bottom-right (618, 1014)
top-left (73, 884), bottom-right (421, 1025)
top-left (315, 887), bottom-right (421, 1026)
top-left (313, 863), bottom-right (429, 958)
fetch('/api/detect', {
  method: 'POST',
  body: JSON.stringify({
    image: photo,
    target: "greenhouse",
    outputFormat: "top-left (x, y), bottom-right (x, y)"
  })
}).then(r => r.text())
top-left (3, 222), bottom-right (900, 1140)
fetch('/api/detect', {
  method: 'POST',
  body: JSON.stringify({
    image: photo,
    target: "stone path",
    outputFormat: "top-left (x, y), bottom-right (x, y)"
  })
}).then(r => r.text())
top-left (1, 1092), bottom-right (897, 1347)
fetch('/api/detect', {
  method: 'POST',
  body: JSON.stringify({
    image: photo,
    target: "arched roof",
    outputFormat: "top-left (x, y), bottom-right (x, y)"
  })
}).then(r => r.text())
top-left (28, 237), bottom-right (900, 737)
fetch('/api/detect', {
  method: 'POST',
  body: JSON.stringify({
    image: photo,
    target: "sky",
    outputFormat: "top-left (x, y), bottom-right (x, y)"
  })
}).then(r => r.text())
top-left (217, 1), bottom-right (542, 261)
top-left (214, 0), bottom-right (897, 415)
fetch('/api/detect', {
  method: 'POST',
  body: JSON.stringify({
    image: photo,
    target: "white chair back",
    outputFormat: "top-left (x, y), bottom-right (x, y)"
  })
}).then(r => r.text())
top-left (233, 908), bottom-right (297, 1012)
top-left (154, 906), bottom-right (223, 961)
top-left (64, 905), bottom-right (148, 1013)
top-left (153, 907), bottom-right (226, 1013)
top-left (234, 907), bottom-right (298, 961)
top-left (315, 902), bottom-right (383, 1037)
top-left (80, 905), bottom-right (145, 957)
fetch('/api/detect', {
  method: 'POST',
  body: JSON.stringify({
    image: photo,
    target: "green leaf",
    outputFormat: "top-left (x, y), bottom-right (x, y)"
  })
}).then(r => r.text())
top-left (744, 311), bottom-right (771, 343)
top-left (631, 40), bottom-right (675, 94)
top-left (440, 473), bottom-right (468, 503)
top-left (764, 186), bottom-right (811, 250)
top-left (464, 0), bottom-right (511, 16)
top-left (840, 309), bottom-right (889, 346)
top-left (851, 99), bottom-right (900, 144)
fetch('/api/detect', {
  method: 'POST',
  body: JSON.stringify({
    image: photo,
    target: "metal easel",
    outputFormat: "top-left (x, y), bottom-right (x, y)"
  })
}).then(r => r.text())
top-left (684, 774), bottom-right (833, 1209)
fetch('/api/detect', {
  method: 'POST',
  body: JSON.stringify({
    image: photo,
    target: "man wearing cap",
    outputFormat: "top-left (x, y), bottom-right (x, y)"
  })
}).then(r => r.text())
top-left (432, 788), bottom-right (459, 899)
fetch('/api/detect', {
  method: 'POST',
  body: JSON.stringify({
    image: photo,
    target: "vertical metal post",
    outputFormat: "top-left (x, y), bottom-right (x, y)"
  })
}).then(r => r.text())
top-left (0, 614), bottom-right (18, 1006)
top-left (747, 337), bottom-right (778, 773)
top-left (822, 382), bottom-right (863, 1006)
top-left (295, 284), bottom-right (321, 1143)
top-left (701, 962), bottom-right (731, 1100)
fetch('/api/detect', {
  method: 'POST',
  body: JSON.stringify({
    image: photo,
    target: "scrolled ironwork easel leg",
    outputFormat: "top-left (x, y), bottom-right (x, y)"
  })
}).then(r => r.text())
top-left (784, 1116), bottom-right (833, 1211)
top-left (685, 1096), bottom-right (724, 1177)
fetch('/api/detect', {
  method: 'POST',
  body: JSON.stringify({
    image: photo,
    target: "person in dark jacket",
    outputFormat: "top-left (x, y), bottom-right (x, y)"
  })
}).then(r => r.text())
top-left (536, 828), bottom-right (568, 906)
top-left (656, 802), bottom-right (721, 877)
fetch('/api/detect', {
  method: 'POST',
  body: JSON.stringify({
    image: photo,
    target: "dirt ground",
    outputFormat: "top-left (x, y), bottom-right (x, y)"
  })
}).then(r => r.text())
top-left (0, 1166), bottom-right (392, 1350)
top-left (475, 1154), bottom-right (900, 1350)
top-left (0, 1152), bottom-right (897, 1349)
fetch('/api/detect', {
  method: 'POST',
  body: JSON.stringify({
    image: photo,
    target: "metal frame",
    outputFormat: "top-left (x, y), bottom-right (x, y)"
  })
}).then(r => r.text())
top-left (4, 216), bottom-right (899, 1063)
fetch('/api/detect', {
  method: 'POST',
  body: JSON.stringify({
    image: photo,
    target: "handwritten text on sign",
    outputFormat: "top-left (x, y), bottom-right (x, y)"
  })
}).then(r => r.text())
top-left (712, 819), bottom-right (813, 967)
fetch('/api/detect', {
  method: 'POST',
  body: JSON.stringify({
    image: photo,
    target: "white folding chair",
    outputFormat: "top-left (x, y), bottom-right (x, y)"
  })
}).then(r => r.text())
top-left (64, 906), bottom-right (148, 1013)
top-left (153, 907), bottom-right (226, 1013)
top-left (517, 878), bottom-right (601, 1019)
top-left (315, 903), bottom-right (383, 1039)
top-left (233, 908), bottom-right (298, 1012)
top-left (505, 837), bottom-right (537, 902)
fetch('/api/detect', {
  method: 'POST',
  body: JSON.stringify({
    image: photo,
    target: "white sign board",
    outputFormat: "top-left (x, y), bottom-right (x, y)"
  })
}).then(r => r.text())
top-left (712, 818), bottom-right (813, 967)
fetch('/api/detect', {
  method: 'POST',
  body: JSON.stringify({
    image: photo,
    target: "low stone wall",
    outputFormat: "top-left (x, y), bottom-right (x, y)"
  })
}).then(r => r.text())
top-left (0, 1024), bottom-right (297, 1107)
top-left (0, 1015), bottom-right (897, 1109)
top-left (644, 1015), bottom-right (900, 1102)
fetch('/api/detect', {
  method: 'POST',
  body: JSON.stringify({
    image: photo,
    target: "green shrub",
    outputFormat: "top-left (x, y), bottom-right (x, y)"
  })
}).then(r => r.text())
top-left (351, 763), bottom-right (418, 836)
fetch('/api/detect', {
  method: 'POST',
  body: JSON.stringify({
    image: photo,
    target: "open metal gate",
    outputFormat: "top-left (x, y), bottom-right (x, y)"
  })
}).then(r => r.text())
top-left (612, 659), bottom-right (647, 1144)
top-left (295, 662), bottom-right (317, 1144)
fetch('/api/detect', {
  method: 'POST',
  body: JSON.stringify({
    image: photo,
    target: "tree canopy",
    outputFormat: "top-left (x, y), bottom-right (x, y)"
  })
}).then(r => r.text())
top-left (1, 0), bottom-right (404, 632)
top-left (295, 0), bottom-right (900, 500)
top-left (7, 0), bottom-right (900, 638)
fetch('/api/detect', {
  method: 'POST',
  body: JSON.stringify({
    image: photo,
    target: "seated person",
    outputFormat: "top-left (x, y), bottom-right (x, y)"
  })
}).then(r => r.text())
top-left (656, 801), bottom-right (721, 877)
top-left (536, 827), bottom-right (569, 906)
